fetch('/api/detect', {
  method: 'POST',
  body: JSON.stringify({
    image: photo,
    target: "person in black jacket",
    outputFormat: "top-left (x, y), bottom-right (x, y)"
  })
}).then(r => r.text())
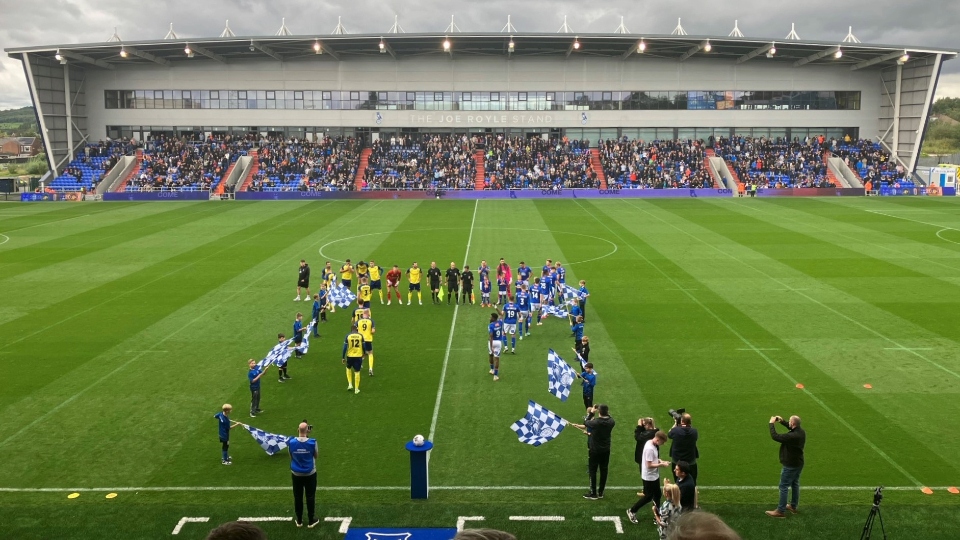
top-left (572, 404), bottom-right (616, 500)
top-left (766, 415), bottom-right (805, 518)
top-left (668, 413), bottom-right (699, 483)
top-left (634, 417), bottom-right (657, 473)
top-left (295, 260), bottom-right (311, 302)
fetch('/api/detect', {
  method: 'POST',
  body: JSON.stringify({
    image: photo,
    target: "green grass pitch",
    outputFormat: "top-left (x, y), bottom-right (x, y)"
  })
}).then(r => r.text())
top-left (1, 197), bottom-right (959, 539)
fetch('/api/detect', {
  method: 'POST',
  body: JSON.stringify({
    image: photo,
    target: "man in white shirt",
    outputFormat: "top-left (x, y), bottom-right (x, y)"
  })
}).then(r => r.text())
top-left (626, 431), bottom-right (671, 524)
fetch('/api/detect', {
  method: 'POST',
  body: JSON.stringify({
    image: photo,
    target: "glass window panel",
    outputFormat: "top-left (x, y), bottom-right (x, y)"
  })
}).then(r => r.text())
top-left (546, 92), bottom-right (555, 101)
top-left (350, 91), bottom-right (360, 100)
top-left (491, 92), bottom-right (499, 101)
top-left (518, 92), bottom-right (527, 101)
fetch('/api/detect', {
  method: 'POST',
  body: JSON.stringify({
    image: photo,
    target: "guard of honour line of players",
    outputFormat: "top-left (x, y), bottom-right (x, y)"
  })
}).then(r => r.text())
top-left (229, 256), bottom-right (591, 460)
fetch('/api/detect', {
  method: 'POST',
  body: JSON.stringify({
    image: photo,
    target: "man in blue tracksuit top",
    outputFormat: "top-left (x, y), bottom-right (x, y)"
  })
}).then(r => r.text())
top-left (214, 403), bottom-right (239, 465)
top-left (289, 422), bottom-right (320, 528)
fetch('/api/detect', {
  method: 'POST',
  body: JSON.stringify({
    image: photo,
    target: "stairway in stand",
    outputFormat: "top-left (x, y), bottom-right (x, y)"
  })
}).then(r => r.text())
top-left (588, 148), bottom-right (607, 189)
top-left (116, 149), bottom-right (143, 192)
top-left (353, 148), bottom-right (372, 190)
top-left (704, 148), bottom-right (722, 188)
top-left (822, 151), bottom-right (841, 187)
top-left (473, 150), bottom-right (486, 190)
top-left (237, 150), bottom-right (260, 192)
top-left (214, 160), bottom-right (239, 195)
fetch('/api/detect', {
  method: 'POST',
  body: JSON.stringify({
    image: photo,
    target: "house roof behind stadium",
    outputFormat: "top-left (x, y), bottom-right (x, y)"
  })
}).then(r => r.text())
top-left (7, 33), bottom-right (957, 70)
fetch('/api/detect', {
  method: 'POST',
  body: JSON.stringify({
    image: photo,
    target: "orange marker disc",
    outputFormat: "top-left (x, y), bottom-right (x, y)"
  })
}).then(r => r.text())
top-left (921, 487), bottom-right (933, 495)
top-left (948, 487), bottom-right (959, 494)
top-left (795, 383), bottom-right (804, 389)
top-left (863, 384), bottom-right (873, 389)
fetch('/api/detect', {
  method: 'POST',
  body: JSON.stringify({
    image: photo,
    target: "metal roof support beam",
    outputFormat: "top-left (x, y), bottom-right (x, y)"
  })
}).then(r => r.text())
top-left (794, 45), bottom-right (840, 67)
top-left (124, 46), bottom-right (169, 66)
top-left (251, 41), bottom-right (283, 61)
top-left (379, 39), bottom-right (395, 59)
top-left (851, 50), bottom-right (906, 71)
top-left (622, 39), bottom-right (645, 60)
top-left (737, 43), bottom-right (775, 64)
top-left (188, 44), bottom-right (227, 64)
top-left (59, 50), bottom-right (115, 70)
top-left (679, 40), bottom-right (709, 62)
top-left (317, 42), bottom-right (339, 60)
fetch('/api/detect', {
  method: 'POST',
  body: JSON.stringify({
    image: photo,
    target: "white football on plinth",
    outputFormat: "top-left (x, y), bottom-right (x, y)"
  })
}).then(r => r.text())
top-left (413, 434), bottom-right (425, 446)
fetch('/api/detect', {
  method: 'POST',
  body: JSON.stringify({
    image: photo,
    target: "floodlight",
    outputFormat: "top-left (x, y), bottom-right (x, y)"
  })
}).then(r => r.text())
top-left (313, 40), bottom-right (321, 54)
top-left (899, 52), bottom-right (909, 63)
top-left (119, 47), bottom-right (128, 58)
top-left (704, 40), bottom-right (712, 52)
top-left (834, 47), bottom-right (843, 59)
top-left (508, 36), bottom-right (515, 52)
top-left (379, 38), bottom-right (386, 53)
top-left (573, 36), bottom-right (580, 50)
top-left (443, 37), bottom-right (451, 51)
top-left (638, 39), bottom-right (646, 53)
top-left (55, 50), bottom-right (62, 61)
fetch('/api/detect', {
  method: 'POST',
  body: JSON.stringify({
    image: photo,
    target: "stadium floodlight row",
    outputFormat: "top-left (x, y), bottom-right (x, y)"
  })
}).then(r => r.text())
top-left (6, 28), bottom-right (957, 183)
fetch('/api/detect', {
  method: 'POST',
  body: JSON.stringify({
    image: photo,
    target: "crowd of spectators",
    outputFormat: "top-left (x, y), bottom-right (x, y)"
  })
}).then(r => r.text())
top-left (482, 135), bottom-right (599, 190)
top-left (362, 134), bottom-right (476, 190)
top-left (599, 138), bottom-right (713, 189)
top-left (831, 138), bottom-right (907, 185)
top-left (51, 140), bottom-right (136, 192)
top-left (719, 136), bottom-right (833, 188)
top-left (249, 136), bottom-right (359, 192)
top-left (132, 135), bottom-right (252, 191)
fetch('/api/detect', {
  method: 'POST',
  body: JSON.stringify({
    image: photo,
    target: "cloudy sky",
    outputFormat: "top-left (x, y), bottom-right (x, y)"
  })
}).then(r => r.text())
top-left (1, 0), bottom-right (958, 110)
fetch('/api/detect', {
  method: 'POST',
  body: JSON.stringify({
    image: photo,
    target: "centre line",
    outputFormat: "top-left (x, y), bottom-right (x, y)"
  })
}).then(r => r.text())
top-left (428, 200), bottom-right (479, 450)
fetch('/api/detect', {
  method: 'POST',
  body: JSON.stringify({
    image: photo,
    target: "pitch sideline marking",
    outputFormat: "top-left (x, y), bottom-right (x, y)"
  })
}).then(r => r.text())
top-left (428, 200), bottom-right (479, 451)
top-left (509, 516), bottom-right (565, 521)
top-left (577, 199), bottom-right (922, 487)
top-left (325, 517), bottom-right (353, 534)
top-left (593, 516), bottom-right (624, 534)
top-left (238, 516), bottom-right (292, 522)
top-left (0, 485), bottom-right (945, 493)
top-left (456, 516), bottom-right (485, 532)
top-left (0, 202), bottom-right (384, 448)
top-left (172, 517), bottom-right (209, 535)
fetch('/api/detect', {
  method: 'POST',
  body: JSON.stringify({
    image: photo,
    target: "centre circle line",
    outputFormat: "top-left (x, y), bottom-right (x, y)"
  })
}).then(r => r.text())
top-left (319, 228), bottom-right (617, 266)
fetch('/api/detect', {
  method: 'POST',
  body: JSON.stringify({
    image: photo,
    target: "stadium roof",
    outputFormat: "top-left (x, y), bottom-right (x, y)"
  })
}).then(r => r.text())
top-left (6, 33), bottom-right (957, 70)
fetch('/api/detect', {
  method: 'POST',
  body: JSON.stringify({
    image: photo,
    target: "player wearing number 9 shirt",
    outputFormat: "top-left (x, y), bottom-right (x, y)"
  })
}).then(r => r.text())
top-left (342, 326), bottom-right (366, 395)
top-left (488, 313), bottom-right (504, 382)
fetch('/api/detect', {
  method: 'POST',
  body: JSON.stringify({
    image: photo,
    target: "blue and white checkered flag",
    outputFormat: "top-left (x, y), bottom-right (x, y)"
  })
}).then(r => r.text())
top-left (572, 348), bottom-right (594, 372)
top-left (510, 400), bottom-right (568, 446)
top-left (257, 340), bottom-right (294, 369)
top-left (547, 349), bottom-right (578, 401)
top-left (329, 284), bottom-right (357, 308)
top-left (562, 285), bottom-right (585, 306)
top-left (243, 425), bottom-right (290, 456)
top-left (296, 321), bottom-right (316, 354)
top-left (540, 304), bottom-right (569, 319)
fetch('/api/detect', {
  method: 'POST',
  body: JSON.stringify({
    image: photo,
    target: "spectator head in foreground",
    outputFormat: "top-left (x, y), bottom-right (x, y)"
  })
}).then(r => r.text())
top-left (205, 520), bottom-right (267, 540)
top-left (454, 529), bottom-right (517, 540)
top-left (667, 511), bottom-right (741, 540)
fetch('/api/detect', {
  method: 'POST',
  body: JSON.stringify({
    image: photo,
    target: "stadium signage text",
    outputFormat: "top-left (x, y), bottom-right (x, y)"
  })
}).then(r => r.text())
top-left (406, 114), bottom-right (554, 125)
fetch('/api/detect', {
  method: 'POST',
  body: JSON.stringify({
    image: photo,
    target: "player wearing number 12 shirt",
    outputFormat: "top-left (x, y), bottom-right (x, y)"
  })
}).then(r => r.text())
top-left (342, 326), bottom-right (366, 395)
top-left (488, 313), bottom-right (504, 382)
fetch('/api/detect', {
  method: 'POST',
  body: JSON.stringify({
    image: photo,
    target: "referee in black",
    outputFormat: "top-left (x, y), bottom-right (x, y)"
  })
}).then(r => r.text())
top-left (445, 262), bottom-right (461, 305)
top-left (461, 265), bottom-right (475, 305)
top-left (427, 261), bottom-right (442, 304)
top-left (295, 260), bottom-right (311, 302)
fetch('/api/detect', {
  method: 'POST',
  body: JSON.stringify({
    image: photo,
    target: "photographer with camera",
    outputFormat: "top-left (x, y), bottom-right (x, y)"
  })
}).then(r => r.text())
top-left (634, 417), bottom-right (657, 474)
top-left (765, 415), bottom-right (805, 519)
top-left (288, 422), bottom-right (319, 528)
top-left (668, 409), bottom-right (699, 483)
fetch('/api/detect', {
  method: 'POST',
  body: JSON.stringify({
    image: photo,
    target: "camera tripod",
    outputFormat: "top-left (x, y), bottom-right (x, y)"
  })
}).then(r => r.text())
top-left (859, 498), bottom-right (887, 540)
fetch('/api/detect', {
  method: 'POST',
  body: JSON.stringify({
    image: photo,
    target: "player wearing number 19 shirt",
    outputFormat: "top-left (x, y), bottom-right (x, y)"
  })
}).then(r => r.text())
top-left (501, 301), bottom-right (519, 354)
top-left (516, 285), bottom-right (532, 337)
top-left (488, 313), bottom-right (504, 381)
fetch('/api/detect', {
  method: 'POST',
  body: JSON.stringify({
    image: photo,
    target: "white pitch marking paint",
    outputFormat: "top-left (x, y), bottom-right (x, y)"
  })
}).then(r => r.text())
top-left (324, 517), bottom-right (353, 533)
top-left (172, 517), bottom-right (209, 535)
top-left (456, 516), bottom-right (485, 532)
top-left (0, 233), bottom-right (9, 245)
top-left (593, 516), bottom-right (624, 534)
top-left (0, 485), bottom-right (944, 493)
top-left (509, 516), bottom-right (565, 521)
top-left (428, 200), bottom-right (478, 450)
top-left (238, 517), bottom-right (293, 522)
